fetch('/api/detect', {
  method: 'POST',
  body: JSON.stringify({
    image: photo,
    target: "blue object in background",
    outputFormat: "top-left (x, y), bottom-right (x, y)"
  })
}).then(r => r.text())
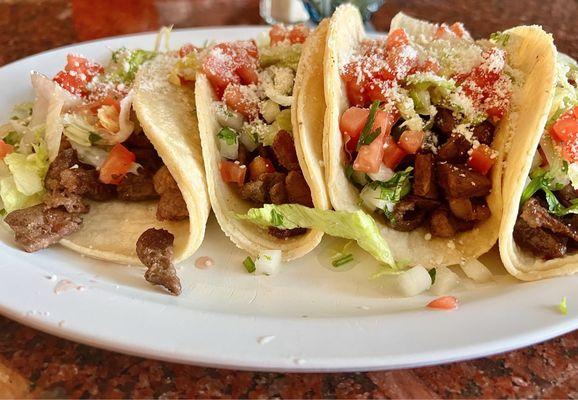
top-left (301, 0), bottom-right (384, 23)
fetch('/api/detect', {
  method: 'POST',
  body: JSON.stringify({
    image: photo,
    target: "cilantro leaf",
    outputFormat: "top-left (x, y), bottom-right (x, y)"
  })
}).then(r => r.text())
top-left (356, 100), bottom-right (381, 150)
top-left (521, 169), bottom-right (578, 217)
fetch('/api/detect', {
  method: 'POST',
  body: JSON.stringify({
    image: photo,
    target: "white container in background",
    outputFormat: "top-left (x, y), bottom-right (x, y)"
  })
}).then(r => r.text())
top-left (260, 0), bottom-right (310, 24)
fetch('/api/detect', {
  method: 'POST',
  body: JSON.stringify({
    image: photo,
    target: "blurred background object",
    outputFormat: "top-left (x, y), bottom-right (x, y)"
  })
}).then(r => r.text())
top-left (260, 0), bottom-right (310, 24)
top-left (301, 0), bottom-right (384, 23)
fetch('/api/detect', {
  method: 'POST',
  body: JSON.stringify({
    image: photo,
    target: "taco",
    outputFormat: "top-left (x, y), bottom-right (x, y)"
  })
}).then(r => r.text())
top-left (499, 53), bottom-right (578, 280)
top-left (0, 47), bottom-right (210, 294)
top-left (324, 5), bottom-right (556, 268)
top-left (186, 23), bottom-right (330, 261)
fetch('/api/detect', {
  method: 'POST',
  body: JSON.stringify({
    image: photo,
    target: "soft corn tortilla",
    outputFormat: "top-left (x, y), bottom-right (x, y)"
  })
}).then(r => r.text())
top-left (60, 55), bottom-right (210, 265)
top-left (195, 26), bottom-right (330, 261)
top-left (499, 55), bottom-right (575, 281)
top-left (324, 6), bottom-right (556, 268)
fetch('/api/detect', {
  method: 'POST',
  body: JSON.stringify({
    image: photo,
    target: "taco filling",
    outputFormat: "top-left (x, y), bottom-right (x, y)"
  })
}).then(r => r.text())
top-left (0, 49), bottom-right (189, 294)
top-left (173, 25), bottom-right (314, 240)
top-left (338, 23), bottom-right (514, 238)
top-left (513, 55), bottom-right (578, 260)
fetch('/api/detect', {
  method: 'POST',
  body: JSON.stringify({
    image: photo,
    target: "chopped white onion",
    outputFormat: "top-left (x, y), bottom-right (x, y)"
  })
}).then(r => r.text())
top-left (255, 250), bottom-right (282, 276)
top-left (218, 135), bottom-right (238, 160)
top-left (367, 164), bottom-right (394, 182)
top-left (396, 265), bottom-right (432, 297)
top-left (430, 266), bottom-right (460, 295)
top-left (360, 184), bottom-right (387, 213)
top-left (461, 259), bottom-right (493, 283)
top-left (214, 102), bottom-right (245, 130)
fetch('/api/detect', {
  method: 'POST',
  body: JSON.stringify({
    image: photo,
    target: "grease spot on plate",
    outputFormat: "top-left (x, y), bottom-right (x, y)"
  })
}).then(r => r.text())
top-left (257, 335), bottom-right (275, 345)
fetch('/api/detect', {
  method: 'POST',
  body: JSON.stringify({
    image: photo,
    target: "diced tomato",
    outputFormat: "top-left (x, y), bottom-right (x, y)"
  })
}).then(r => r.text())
top-left (386, 44), bottom-right (418, 81)
top-left (202, 50), bottom-right (239, 97)
top-left (551, 107), bottom-right (578, 142)
top-left (178, 43), bottom-right (197, 58)
top-left (344, 79), bottom-right (369, 107)
top-left (235, 60), bottom-right (259, 85)
top-left (248, 156), bottom-right (275, 181)
top-left (427, 296), bottom-right (458, 310)
top-left (99, 144), bottom-right (136, 185)
top-left (340, 107), bottom-right (370, 151)
top-left (220, 160), bottom-right (247, 186)
top-left (288, 24), bottom-right (310, 44)
top-left (353, 132), bottom-right (386, 174)
top-left (398, 130), bottom-right (424, 154)
top-left (434, 24), bottom-right (452, 39)
top-left (270, 24), bottom-right (288, 45)
top-left (270, 24), bottom-right (309, 45)
top-left (0, 140), bottom-right (14, 159)
top-left (53, 54), bottom-right (104, 97)
top-left (468, 144), bottom-right (495, 175)
top-left (450, 22), bottom-right (466, 38)
top-left (382, 136), bottom-right (407, 169)
top-left (386, 28), bottom-right (409, 50)
top-left (222, 84), bottom-right (259, 119)
top-left (411, 58), bottom-right (442, 75)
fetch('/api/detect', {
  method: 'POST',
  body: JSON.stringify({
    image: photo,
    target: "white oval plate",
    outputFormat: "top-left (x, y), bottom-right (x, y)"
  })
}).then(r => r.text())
top-left (0, 27), bottom-right (576, 372)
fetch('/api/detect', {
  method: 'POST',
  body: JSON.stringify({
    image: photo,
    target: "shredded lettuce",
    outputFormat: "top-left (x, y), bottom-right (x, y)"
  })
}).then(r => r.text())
top-left (70, 142), bottom-right (109, 169)
top-left (10, 102), bottom-right (33, 122)
top-left (108, 48), bottom-right (156, 84)
top-left (547, 55), bottom-right (578, 126)
top-left (237, 204), bottom-right (398, 268)
top-left (4, 141), bottom-right (49, 197)
top-left (62, 113), bottom-right (100, 147)
top-left (169, 51), bottom-right (199, 85)
top-left (259, 43), bottom-right (302, 71)
top-left (367, 167), bottom-right (413, 221)
top-left (558, 296), bottom-right (568, 315)
top-left (0, 176), bottom-right (43, 213)
top-left (275, 109), bottom-right (292, 133)
top-left (520, 168), bottom-right (578, 216)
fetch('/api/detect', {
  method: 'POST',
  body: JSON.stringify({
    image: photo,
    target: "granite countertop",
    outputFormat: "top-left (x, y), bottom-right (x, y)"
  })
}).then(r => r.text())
top-left (0, 0), bottom-right (576, 398)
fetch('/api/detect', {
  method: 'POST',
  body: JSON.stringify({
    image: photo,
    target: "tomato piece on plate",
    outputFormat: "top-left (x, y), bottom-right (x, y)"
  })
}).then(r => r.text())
top-left (99, 144), bottom-right (136, 185)
top-left (0, 140), bottom-right (14, 159)
top-left (550, 107), bottom-right (578, 142)
top-left (468, 144), bottom-right (495, 175)
top-left (54, 54), bottom-right (103, 97)
top-left (353, 133), bottom-right (386, 174)
top-left (434, 24), bottom-right (452, 39)
top-left (288, 24), bottom-right (310, 44)
top-left (382, 136), bottom-right (407, 170)
top-left (450, 22), bottom-right (466, 38)
top-left (220, 160), bottom-right (247, 186)
top-left (427, 296), bottom-right (458, 310)
top-left (222, 84), bottom-right (259, 119)
top-left (177, 43), bottom-right (197, 58)
top-left (398, 130), bottom-right (424, 154)
top-left (386, 28), bottom-right (409, 50)
top-left (248, 156), bottom-right (275, 181)
top-left (202, 46), bottom-right (240, 98)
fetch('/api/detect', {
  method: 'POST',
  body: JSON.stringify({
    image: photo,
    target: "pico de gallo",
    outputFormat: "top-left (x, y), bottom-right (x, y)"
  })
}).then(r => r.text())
top-left (172, 24), bottom-right (314, 239)
top-left (339, 22), bottom-right (515, 238)
top-left (514, 54), bottom-right (578, 259)
top-left (0, 43), bottom-right (189, 294)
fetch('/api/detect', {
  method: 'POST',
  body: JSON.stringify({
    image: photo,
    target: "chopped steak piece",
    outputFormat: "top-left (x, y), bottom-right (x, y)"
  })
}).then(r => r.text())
top-left (4, 205), bottom-right (82, 252)
top-left (437, 163), bottom-right (492, 198)
top-left (448, 197), bottom-right (490, 222)
top-left (43, 190), bottom-right (89, 214)
top-left (125, 131), bottom-right (154, 149)
top-left (557, 184), bottom-right (578, 207)
top-left (272, 130), bottom-right (300, 171)
top-left (132, 148), bottom-right (163, 174)
top-left (240, 180), bottom-right (267, 204)
top-left (156, 190), bottom-right (188, 221)
top-left (434, 108), bottom-right (456, 136)
top-left (389, 199), bottom-right (427, 232)
top-left (514, 218), bottom-right (567, 259)
top-left (269, 181), bottom-right (288, 204)
top-left (285, 171), bottom-right (313, 207)
top-left (45, 148), bottom-right (79, 191)
top-left (237, 142), bottom-right (250, 165)
top-left (520, 197), bottom-right (578, 241)
top-left (268, 226), bottom-right (307, 238)
top-left (259, 172), bottom-right (286, 188)
top-left (429, 207), bottom-right (457, 238)
top-left (136, 228), bottom-right (181, 295)
top-left (413, 153), bottom-right (438, 199)
top-left (437, 134), bottom-right (471, 163)
top-left (60, 168), bottom-right (115, 201)
top-left (117, 172), bottom-right (159, 201)
top-left (153, 166), bottom-right (179, 194)
top-left (472, 120), bottom-right (495, 145)
top-left (564, 214), bottom-right (578, 231)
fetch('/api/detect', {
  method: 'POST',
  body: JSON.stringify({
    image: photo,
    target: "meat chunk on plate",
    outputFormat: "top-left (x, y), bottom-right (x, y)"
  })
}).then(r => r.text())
top-left (437, 163), bottom-right (492, 198)
top-left (136, 228), bottom-right (181, 295)
top-left (60, 168), bottom-right (115, 201)
top-left (156, 190), bottom-right (188, 221)
top-left (43, 190), bottom-right (89, 214)
top-left (413, 153), bottom-right (438, 199)
top-left (437, 134), bottom-right (471, 163)
top-left (388, 196), bottom-right (439, 232)
top-left (4, 205), bottom-right (83, 252)
top-left (285, 171), bottom-right (313, 207)
top-left (240, 180), bottom-right (267, 205)
top-left (268, 227), bottom-right (307, 238)
top-left (272, 130), bottom-right (300, 171)
top-left (514, 218), bottom-right (567, 259)
top-left (472, 120), bottom-right (495, 145)
top-left (117, 172), bottom-right (159, 201)
top-left (44, 148), bottom-right (79, 191)
top-left (557, 184), bottom-right (578, 208)
top-left (448, 198), bottom-right (491, 222)
top-left (153, 166), bottom-right (179, 194)
top-left (429, 207), bottom-right (457, 238)
top-left (520, 197), bottom-right (578, 241)
top-left (434, 108), bottom-right (457, 136)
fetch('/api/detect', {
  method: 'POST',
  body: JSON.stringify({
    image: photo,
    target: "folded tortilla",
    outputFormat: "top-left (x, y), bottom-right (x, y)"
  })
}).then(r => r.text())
top-left (60, 55), bottom-right (210, 265)
top-left (195, 24), bottom-right (330, 261)
top-left (324, 6), bottom-right (557, 267)
top-left (499, 54), bottom-right (575, 281)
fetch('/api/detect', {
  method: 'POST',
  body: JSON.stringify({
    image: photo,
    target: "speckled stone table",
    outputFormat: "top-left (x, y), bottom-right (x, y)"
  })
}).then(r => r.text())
top-left (0, 1), bottom-right (576, 398)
